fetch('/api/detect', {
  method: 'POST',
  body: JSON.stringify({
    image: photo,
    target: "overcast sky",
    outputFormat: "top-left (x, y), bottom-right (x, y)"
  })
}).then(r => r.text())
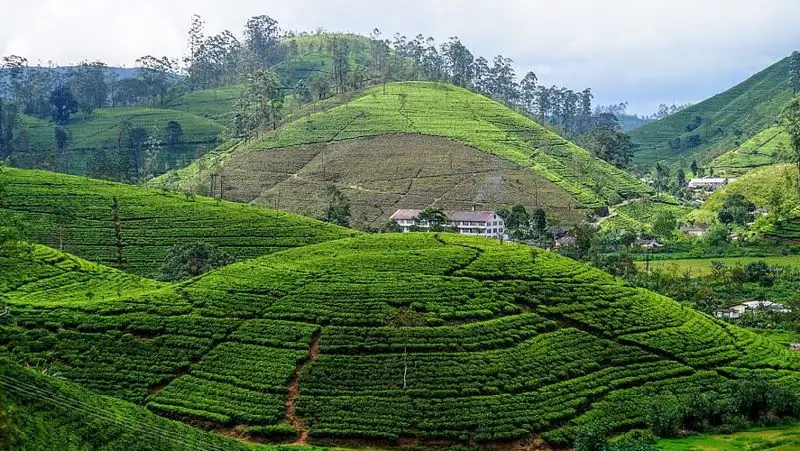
top-left (4, 0), bottom-right (800, 114)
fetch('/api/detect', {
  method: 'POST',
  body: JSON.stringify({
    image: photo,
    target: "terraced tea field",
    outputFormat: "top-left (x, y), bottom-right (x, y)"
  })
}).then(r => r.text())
top-left (4, 233), bottom-right (800, 448)
top-left (0, 168), bottom-right (357, 277)
top-left (154, 82), bottom-right (651, 224)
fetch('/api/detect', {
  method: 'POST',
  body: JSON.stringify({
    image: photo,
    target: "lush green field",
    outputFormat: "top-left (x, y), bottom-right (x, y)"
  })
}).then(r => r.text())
top-left (656, 423), bottom-right (800, 450)
top-left (154, 81), bottom-right (651, 220)
top-left (0, 168), bottom-right (357, 277)
top-left (4, 233), bottom-right (800, 447)
top-left (630, 56), bottom-right (792, 168)
top-left (636, 256), bottom-right (800, 275)
top-left (709, 126), bottom-right (790, 176)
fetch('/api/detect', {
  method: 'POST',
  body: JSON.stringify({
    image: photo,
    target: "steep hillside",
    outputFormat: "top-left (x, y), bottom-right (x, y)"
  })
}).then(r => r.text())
top-left (630, 57), bottom-right (792, 167)
top-left (154, 82), bottom-right (651, 225)
top-left (702, 164), bottom-right (800, 239)
top-left (13, 106), bottom-right (226, 176)
top-left (709, 126), bottom-right (790, 176)
top-left (0, 361), bottom-right (285, 450)
top-left (3, 233), bottom-right (800, 447)
top-left (0, 168), bottom-right (357, 277)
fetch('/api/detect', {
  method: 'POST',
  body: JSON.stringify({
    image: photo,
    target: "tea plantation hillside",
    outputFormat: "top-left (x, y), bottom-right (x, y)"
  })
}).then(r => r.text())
top-left (702, 164), bottom-right (800, 240)
top-left (14, 106), bottom-right (226, 176)
top-left (629, 56), bottom-right (792, 167)
top-left (3, 233), bottom-right (800, 447)
top-left (153, 82), bottom-right (651, 225)
top-left (0, 168), bottom-right (357, 277)
top-left (709, 126), bottom-right (791, 176)
top-left (0, 361), bottom-right (290, 450)
top-left (0, 243), bottom-right (165, 306)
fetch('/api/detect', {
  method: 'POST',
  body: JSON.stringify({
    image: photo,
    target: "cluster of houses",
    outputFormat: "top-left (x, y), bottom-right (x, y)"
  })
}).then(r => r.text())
top-left (714, 301), bottom-right (790, 320)
top-left (390, 209), bottom-right (507, 239)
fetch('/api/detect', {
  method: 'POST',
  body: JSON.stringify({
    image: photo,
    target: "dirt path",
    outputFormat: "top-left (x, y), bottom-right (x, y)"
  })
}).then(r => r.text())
top-left (285, 332), bottom-right (321, 445)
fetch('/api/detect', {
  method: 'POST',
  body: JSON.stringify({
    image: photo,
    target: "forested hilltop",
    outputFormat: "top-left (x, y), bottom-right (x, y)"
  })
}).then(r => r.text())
top-left (1, 13), bottom-right (646, 186)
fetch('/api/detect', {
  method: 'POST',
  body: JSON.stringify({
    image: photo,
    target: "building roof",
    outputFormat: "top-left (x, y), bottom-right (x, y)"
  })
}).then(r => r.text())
top-left (735, 301), bottom-right (788, 310)
top-left (688, 177), bottom-right (734, 187)
top-left (449, 211), bottom-right (496, 223)
top-left (390, 209), bottom-right (422, 221)
top-left (680, 224), bottom-right (709, 232)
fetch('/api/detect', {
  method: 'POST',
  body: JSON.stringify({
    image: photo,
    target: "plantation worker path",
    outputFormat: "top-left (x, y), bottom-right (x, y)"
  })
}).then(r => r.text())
top-left (285, 331), bottom-right (321, 445)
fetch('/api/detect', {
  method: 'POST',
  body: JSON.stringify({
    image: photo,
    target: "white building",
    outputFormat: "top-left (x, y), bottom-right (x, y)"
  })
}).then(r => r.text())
top-left (714, 301), bottom-right (790, 319)
top-left (688, 177), bottom-right (734, 191)
top-left (449, 211), bottom-right (505, 238)
top-left (390, 209), bottom-right (506, 238)
top-left (390, 209), bottom-right (423, 233)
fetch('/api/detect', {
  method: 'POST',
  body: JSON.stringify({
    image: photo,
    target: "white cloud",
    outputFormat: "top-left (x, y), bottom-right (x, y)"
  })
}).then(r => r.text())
top-left (4, 0), bottom-right (800, 113)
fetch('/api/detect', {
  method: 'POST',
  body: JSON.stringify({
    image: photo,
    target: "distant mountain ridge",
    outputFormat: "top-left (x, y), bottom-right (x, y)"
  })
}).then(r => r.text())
top-left (629, 56), bottom-right (793, 168)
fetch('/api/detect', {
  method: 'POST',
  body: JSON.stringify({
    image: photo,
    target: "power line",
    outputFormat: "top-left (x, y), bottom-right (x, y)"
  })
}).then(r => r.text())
top-left (0, 374), bottom-right (231, 451)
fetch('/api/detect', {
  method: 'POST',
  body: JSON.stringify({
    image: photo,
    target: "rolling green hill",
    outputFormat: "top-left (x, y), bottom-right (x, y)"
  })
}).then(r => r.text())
top-left (3, 233), bottom-right (800, 447)
top-left (702, 164), bottom-right (800, 239)
top-left (709, 126), bottom-right (791, 176)
top-left (13, 106), bottom-right (226, 176)
top-left (0, 168), bottom-right (357, 277)
top-left (153, 82), bottom-right (651, 225)
top-left (630, 56), bottom-right (793, 168)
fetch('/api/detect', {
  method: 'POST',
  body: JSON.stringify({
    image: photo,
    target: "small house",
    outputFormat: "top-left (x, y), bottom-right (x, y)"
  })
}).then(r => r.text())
top-left (679, 224), bottom-right (709, 237)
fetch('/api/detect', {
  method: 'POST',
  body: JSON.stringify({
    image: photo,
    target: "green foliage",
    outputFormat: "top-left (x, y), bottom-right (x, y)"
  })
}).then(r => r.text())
top-left (321, 184), bottom-right (351, 227)
top-left (49, 85), bottom-right (78, 125)
top-left (734, 375), bottom-right (800, 422)
top-left (718, 193), bottom-right (755, 226)
top-left (158, 242), bottom-right (235, 281)
top-left (583, 126), bottom-right (634, 169)
top-left (652, 210), bottom-right (678, 240)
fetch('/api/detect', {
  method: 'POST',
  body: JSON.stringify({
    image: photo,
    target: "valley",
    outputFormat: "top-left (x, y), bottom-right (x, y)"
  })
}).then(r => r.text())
top-left (4, 5), bottom-right (800, 451)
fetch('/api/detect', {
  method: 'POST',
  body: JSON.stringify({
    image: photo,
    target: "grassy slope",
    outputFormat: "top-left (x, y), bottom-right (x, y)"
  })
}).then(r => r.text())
top-left (656, 423), bottom-right (800, 450)
top-left (701, 164), bottom-right (800, 239)
top-left (0, 361), bottom-right (297, 450)
top-left (3, 233), bottom-right (800, 446)
top-left (154, 81), bottom-right (651, 213)
top-left (0, 167), bottom-right (357, 277)
top-left (709, 126), bottom-right (790, 176)
top-left (630, 57), bottom-right (792, 168)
